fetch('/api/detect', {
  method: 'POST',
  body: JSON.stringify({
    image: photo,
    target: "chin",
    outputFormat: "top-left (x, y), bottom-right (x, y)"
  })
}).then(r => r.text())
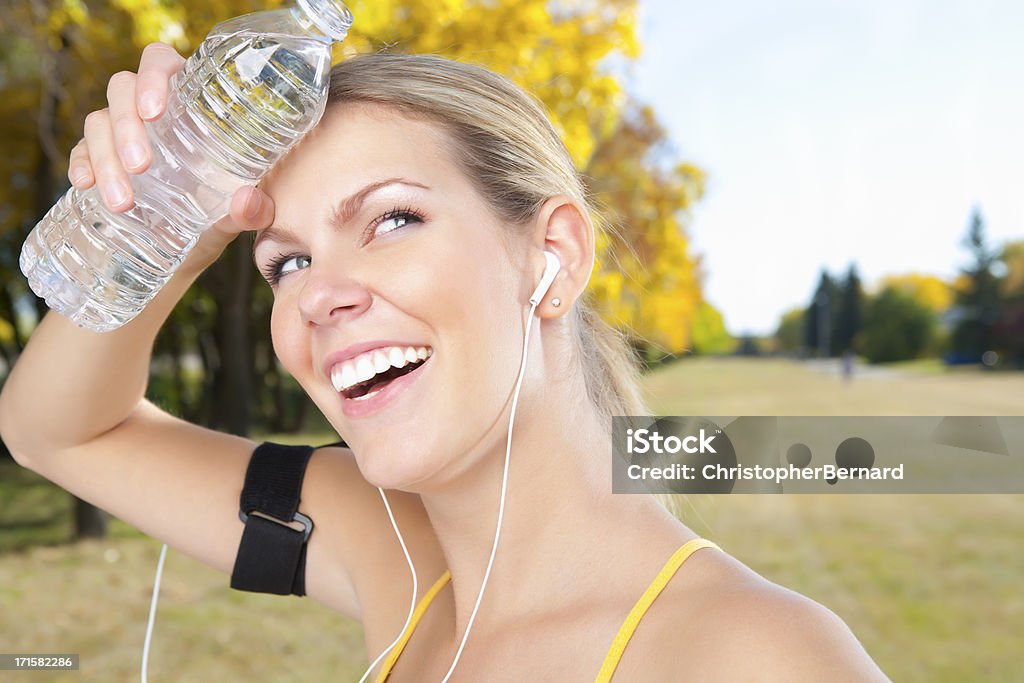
top-left (339, 431), bottom-right (437, 489)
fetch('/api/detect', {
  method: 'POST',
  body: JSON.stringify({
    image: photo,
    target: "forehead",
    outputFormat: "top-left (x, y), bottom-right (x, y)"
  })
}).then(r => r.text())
top-left (261, 103), bottom-right (459, 199)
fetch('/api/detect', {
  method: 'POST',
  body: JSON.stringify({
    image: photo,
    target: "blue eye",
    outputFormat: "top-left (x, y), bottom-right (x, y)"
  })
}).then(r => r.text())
top-left (371, 207), bottom-right (425, 239)
top-left (279, 254), bottom-right (310, 276)
top-left (261, 253), bottom-right (310, 285)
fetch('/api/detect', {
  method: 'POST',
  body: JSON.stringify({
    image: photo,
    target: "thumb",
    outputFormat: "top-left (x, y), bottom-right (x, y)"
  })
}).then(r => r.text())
top-left (228, 185), bottom-right (276, 232)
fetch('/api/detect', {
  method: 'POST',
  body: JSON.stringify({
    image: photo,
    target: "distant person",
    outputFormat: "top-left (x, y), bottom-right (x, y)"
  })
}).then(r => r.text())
top-left (0, 45), bottom-right (888, 680)
top-left (842, 349), bottom-right (856, 382)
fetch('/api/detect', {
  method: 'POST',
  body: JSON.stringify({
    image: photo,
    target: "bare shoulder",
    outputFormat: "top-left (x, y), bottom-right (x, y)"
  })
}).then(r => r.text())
top-left (650, 548), bottom-right (890, 682)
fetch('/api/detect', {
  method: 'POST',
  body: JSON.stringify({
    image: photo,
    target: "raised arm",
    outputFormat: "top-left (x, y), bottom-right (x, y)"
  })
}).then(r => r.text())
top-left (0, 45), bottom-right (446, 630)
top-left (0, 41), bottom-right (273, 456)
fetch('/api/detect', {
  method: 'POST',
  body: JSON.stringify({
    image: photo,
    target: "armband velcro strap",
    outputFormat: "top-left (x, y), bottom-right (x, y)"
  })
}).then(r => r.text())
top-left (230, 442), bottom-right (315, 596)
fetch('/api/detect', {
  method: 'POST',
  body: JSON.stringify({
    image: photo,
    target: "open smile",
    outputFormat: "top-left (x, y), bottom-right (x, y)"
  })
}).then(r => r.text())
top-left (328, 345), bottom-right (433, 417)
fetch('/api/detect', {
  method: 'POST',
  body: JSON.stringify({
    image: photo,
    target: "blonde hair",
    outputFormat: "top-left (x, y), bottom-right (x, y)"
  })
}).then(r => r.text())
top-left (326, 53), bottom-right (648, 420)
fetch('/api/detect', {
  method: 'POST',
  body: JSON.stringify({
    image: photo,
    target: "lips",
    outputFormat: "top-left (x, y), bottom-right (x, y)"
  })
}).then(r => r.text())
top-left (337, 349), bottom-right (432, 418)
top-left (337, 352), bottom-right (429, 399)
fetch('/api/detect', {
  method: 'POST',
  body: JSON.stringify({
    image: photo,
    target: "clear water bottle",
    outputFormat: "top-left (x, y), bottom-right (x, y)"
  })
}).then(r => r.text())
top-left (19, 0), bottom-right (353, 332)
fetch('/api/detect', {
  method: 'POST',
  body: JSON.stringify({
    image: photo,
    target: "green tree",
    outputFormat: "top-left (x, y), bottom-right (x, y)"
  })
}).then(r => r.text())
top-left (861, 286), bottom-right (937, 363)
top-left (833, 263), bottom-right (863, 354)
top-left (804, 270), bottom-right (840, 357)
top-left (950, 207), bottom-right (1001, 360)
top-left (773, 306), bottom-right (804, 354)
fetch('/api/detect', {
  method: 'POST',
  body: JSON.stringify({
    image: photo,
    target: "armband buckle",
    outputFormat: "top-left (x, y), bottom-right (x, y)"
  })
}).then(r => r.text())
top-left (238, 509), bottom-right (314, 542)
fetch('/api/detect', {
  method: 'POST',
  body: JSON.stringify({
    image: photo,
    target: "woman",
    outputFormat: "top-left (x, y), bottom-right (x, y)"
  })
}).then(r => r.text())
top-left (0, 43), bottom-right (888, 681)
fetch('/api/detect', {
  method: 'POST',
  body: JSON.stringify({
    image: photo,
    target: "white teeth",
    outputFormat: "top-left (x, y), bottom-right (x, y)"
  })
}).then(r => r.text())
top-left (351, 386), bottom-right (384, 401)
top-left (389, 347), bottom-right (408, 368)
top-left (328, 345), bottom-right (433, 394)
top-left (340, 364), bottom-right (356, 391)
top-left (356, 357), bottom-right (375, 383)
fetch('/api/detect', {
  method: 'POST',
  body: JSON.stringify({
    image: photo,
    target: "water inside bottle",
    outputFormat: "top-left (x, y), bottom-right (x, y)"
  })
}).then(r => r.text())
top-left (21, 6), bottom-right (340, 331)
top-left (178, 32), bottom-right (329, 174)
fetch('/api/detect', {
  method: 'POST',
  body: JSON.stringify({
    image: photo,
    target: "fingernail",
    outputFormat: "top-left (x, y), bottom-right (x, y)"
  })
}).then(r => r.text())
top-left (244, 188), bottom-right (263, 219)
top-left (123, 143), bottom-right (146, 170)
top-left (104, 180), bottom-right (129, 207)
top-left (139, 92), bottom-right (161, 119)
top-left (71, 167), bottom-right (91, 186)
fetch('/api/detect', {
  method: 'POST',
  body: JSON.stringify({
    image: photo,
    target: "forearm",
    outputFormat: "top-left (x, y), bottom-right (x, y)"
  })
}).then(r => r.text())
top-left (0, 246), bottom-right (221, 460)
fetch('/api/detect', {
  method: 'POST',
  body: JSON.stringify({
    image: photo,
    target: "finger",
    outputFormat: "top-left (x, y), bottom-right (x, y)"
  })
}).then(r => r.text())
top-left (67, 140), bottom-right (95, 190)
top-left (83, 109), bottom-right (134, 212)
top-left (227, 186), bottom-right (276, 232)
top-left (106, 70), bottom-right (150, 174)
top-left (135, 42), bottom-right (185, 121)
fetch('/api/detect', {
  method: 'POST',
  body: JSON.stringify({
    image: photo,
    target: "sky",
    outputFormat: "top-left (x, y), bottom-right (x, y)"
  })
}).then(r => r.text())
top-left (630, 0), bottom-right (1024, 336)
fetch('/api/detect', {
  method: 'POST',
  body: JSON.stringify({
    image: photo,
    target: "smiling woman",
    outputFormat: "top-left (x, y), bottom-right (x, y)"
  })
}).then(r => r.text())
top-left (0, 47), bottom-right (889, 682)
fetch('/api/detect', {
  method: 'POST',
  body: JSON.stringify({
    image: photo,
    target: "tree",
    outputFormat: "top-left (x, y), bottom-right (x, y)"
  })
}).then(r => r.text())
top-left (875, 272), bottom-right (953, 356)
top-left (584, 103), bottom-right (712, 354)
top-left (949, 208), bottom-right (1001, 361)
top-left (689, 300), bottom-right (734, 355)
top-left (833, 263), bottom-right (863, 354)
top-left (861, 286), bottom-right (937, 363)
top-left (774, 306), bottom-right (805, 354)
top-left (998, 240), bottom-right (1024, 298)
top-left (993, 240), bottom-right (1024, 366)
top-left (804, 270), bottom-right (840, 357)
top-left (879, 273), bottom-right (953, 314)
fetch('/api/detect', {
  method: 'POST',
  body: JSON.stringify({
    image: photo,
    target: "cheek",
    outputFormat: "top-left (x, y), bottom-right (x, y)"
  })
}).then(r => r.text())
top-left (270, 300), bottom-right (308, 377)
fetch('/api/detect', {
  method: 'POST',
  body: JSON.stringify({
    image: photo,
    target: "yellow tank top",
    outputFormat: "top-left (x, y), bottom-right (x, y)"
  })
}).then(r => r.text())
top-left (372, 537), bottom-right (720, 682)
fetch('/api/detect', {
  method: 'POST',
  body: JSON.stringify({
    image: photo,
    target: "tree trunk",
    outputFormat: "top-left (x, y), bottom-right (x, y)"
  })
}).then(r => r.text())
top-left (212, 239), bottom-right (251, 435)
top-left (72, 496), bottom-right (108, 539)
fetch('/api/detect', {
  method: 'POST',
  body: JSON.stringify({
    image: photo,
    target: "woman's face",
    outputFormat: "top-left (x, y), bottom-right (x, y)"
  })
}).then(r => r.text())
top-left (254, 103), bottom-right (532, 489)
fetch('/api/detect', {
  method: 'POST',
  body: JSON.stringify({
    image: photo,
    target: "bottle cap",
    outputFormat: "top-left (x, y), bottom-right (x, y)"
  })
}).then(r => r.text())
top-left (296, 0), bottom-right (354, 42)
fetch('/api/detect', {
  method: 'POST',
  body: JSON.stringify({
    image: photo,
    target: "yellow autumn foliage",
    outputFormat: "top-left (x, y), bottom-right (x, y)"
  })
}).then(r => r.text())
top-left (0, 0), bottom-right (712, 354)
top-left (879, 273), bottom-right (953, 314)
top-left (1000, 240), bottom-right (1024, 297)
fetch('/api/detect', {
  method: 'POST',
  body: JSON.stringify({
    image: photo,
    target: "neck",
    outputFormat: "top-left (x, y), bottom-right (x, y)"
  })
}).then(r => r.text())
top-left (412, 340), bottom-right (680, 644)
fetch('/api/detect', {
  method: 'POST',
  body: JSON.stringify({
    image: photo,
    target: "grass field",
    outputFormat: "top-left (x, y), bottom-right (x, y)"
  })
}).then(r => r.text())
top-left (1, 357), bottom-right (1022, 681)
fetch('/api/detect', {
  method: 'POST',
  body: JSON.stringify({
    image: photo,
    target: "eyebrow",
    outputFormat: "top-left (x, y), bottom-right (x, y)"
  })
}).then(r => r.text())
top-left (251, 178), bottom-right (430, 257)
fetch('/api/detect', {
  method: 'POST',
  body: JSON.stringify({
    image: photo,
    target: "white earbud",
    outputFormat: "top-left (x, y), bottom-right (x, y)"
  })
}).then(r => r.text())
top-left (529, 251), bottom-right (561, 306)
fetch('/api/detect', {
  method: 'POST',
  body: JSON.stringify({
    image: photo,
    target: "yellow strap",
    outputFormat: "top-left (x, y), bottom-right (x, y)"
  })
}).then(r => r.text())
top-left (594, 538), bottom-right (720, 683)
top-left (373, 569), bottom-right (452, 683)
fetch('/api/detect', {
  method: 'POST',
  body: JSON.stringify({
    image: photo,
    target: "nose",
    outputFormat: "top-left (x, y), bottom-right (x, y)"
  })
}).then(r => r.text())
top-left (297, 261), bottom-right (373, 326)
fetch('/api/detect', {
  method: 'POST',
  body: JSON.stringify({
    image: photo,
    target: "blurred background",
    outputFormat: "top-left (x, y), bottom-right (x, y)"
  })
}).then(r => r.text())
top-left (0, 0), bottom-right (1021, 680)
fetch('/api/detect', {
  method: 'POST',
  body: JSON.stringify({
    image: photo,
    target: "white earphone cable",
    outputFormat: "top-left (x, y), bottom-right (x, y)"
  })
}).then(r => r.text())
top-left (439, 299), bottom-right (539, 682)
top-left (358, 487), bottom-right (420, 682)
top-left (141, 542), bottom-right (168, 683)
top-left (142, 494), bottom-right (420, 683)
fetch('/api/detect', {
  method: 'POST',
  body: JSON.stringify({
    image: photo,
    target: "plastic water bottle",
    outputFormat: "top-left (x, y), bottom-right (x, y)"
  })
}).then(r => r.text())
top-left (19, 0), bottom-right (353, 332)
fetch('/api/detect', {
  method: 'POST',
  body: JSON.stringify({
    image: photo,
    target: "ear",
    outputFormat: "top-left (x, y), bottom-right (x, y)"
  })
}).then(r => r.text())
top-left (530, 195), bottom-right (595, 318)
